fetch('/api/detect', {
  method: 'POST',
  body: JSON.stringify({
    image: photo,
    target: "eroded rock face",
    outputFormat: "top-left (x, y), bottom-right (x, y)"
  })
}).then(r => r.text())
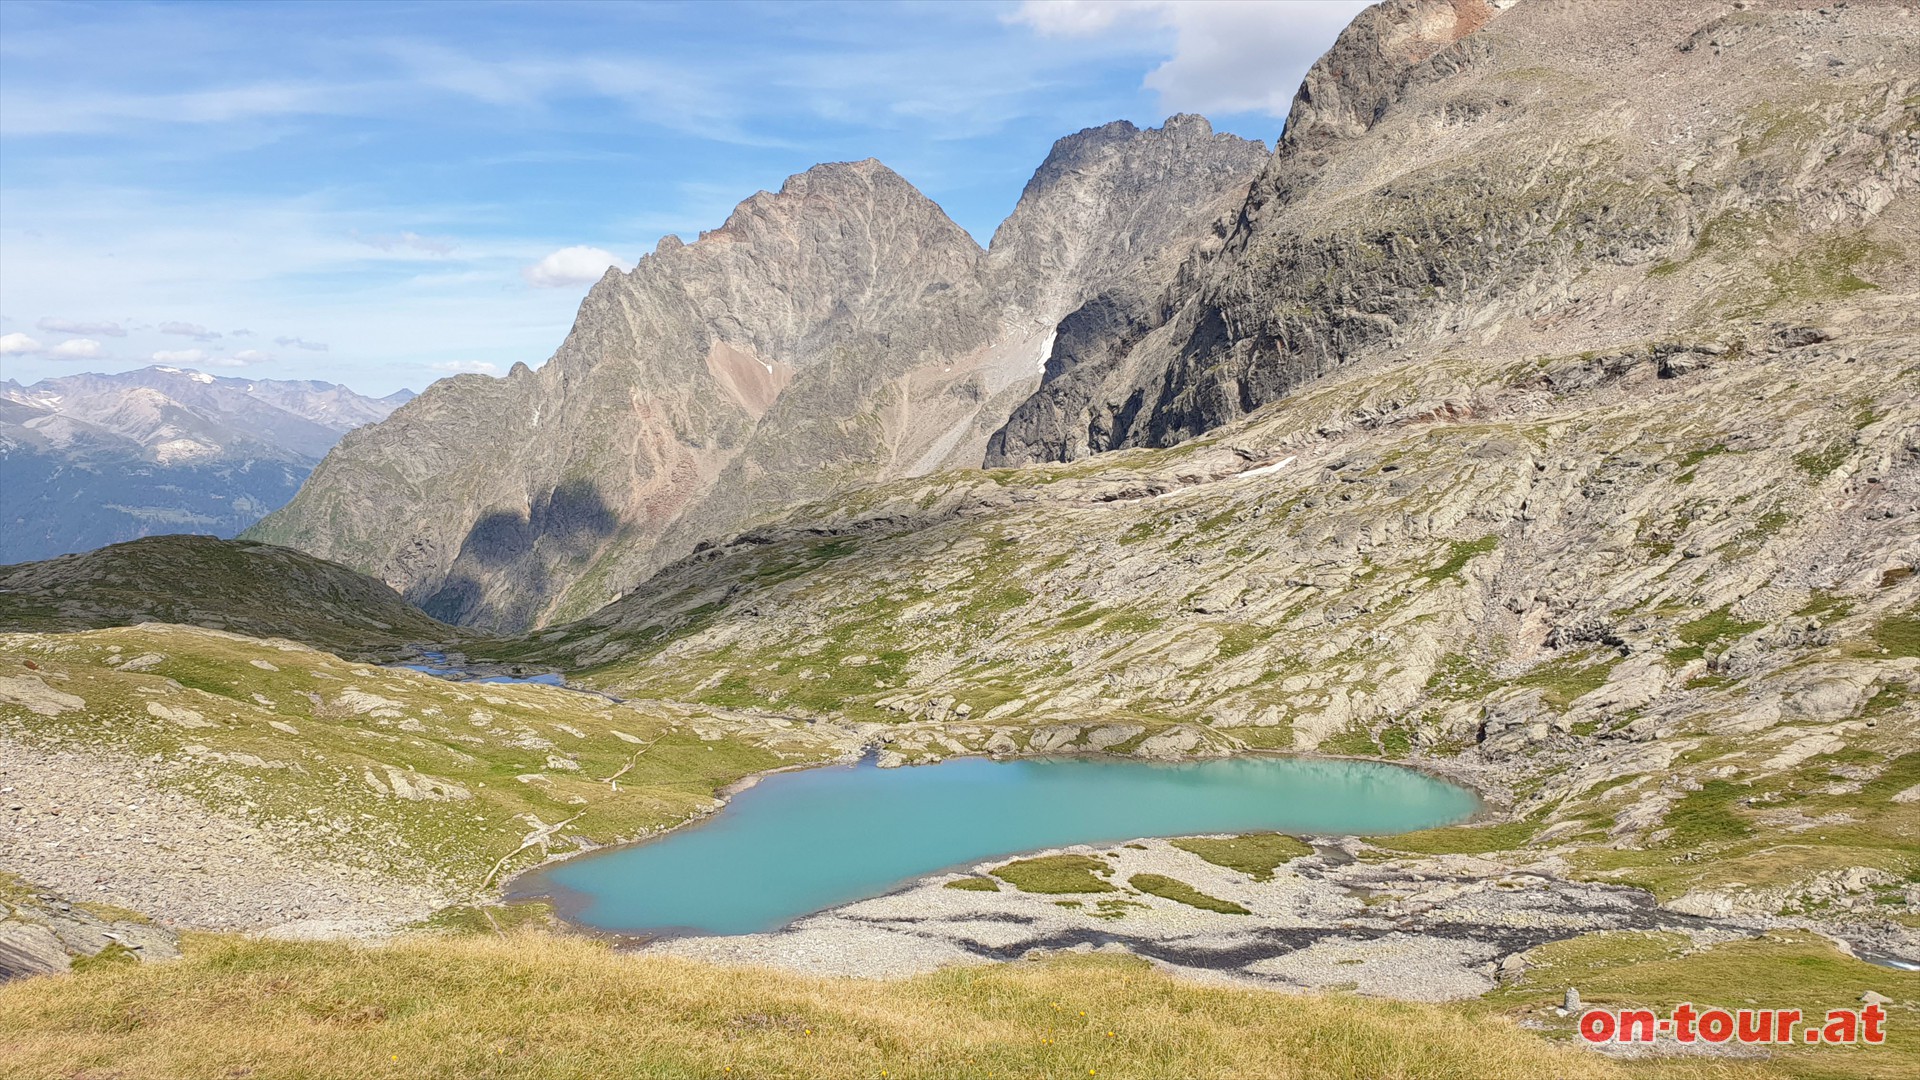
top-left (1282, 0), bottom-right (1512, 147)
top-left (253, 160), bottom-right (996, 633)
top-left (988, 114), bottom-right (1268, 333)
top-left (251, 125), bottom-right (1267, 633)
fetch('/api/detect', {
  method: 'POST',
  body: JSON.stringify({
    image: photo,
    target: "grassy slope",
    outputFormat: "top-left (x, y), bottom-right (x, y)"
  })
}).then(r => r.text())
top-left (513, 340), bottom-right (1916, 742)
top-left (1170, 834), bottom-right (1315, 881)
top-left (0, 932), bottom-right (1741, 1080)
top-left (0, 625), bottom-right (846, 891)
top-left (0, 535), bottom-right (462, 657)
top-left (1475, 929), bottom-right (1920, 1080)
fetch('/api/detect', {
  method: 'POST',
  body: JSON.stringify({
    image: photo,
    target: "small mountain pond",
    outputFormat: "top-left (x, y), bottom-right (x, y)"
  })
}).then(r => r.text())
top-left (510, 754), bottom-right (1479, 936)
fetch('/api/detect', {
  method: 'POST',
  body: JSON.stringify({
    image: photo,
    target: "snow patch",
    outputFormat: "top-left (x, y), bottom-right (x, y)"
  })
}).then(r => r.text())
top-left (1036, 327), bottom-right (1058, 374)
top-left (1236, 455), bottom-right (1296, 480)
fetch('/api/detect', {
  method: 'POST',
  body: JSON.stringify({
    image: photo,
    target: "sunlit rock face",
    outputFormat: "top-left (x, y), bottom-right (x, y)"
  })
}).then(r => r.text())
top-left (252, 122), bottom-right (1267, 632)
top-left (985, 0), bottom-right (1915, 464)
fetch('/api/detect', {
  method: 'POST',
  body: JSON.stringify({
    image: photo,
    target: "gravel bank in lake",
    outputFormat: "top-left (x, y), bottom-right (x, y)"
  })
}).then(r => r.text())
top-left (646, 836), bottom-right (1823, 1000)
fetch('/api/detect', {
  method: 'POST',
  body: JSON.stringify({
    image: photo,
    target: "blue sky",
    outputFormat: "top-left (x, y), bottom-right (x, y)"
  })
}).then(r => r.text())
top-left (0, 0), bottom-right (1365, 396)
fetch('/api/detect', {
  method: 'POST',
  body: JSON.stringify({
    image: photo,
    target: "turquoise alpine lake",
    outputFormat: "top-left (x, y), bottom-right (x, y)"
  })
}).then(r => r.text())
top-left (512, 754), bottom-right (1479, 936)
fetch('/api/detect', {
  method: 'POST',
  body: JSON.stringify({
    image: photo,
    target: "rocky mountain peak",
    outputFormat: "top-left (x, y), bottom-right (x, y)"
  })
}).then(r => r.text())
top-left (584, 156), bottom-right (989, 379)
top-left (251, 114), bottom-right (1270, 632)
top-left (779, 156), bottom-right (896, 193)
top-left (250, 154), bottom-right (1013, 630)
top-left (988, 114), bottom-right (1269, 329)
top-left (987, 0), bottom-right (1915, 467)
top-left (1281, 0), bottom-right (1512, 147)
top-left (698, 158), bottom-right (977, 256)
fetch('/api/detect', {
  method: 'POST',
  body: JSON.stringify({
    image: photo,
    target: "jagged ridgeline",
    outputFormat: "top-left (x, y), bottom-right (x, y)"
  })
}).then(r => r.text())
top-left (246, 121), bottom-right (1268, 632)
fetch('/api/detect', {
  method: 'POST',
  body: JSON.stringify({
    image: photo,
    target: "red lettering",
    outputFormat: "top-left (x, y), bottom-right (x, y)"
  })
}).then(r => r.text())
top-left (1737, 1009), bottom-right (1771, 1043)
top-left (1699, 1009), bottom-right (1734, 1043)
top-left (1672, 1003), bottom-right (1698, 1043)
top-left (1775, 1009), bottom-right (1801, 1043)
top-left (1822, 1010), bottom-right (1858, 1045)
top-left (1578, 1010), bottom-right (1615, 1043)
top-left (1619, 1009), bottom-right (1657, 1043)
top-left (1863, 1004), bottom-right (1886, 1045)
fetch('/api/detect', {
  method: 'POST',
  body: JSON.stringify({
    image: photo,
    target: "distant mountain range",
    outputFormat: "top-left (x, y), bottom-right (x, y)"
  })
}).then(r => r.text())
top-left (0, 365), bottom-right (412, 563)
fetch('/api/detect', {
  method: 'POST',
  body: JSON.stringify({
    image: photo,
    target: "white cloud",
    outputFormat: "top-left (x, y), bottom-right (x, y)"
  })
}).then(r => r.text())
top-left (274, 335), bottom-right (329, 351)
top-left (1010, 0), bottom-right (1368, 118)
top-left (353, 230), bottom-right (457, 256)
top-left (0, 82), bottom-right (358, 137)
top-left (1005, 0), bottom-right (1139, 36)
top-left (151, 347), bottom-right (269, 368)
top-left (36, 316), bottom-right (127, 337)
top-left (431, 360), bottom-right (498, 374)
top-left (159, 320), bottom-right (222, 340)
top-left (48, 338), bottom-right (107, 359)
top-left (522, 245), bottom-right (625, 289)
top-left (1, 332), bottom-right (45, 355)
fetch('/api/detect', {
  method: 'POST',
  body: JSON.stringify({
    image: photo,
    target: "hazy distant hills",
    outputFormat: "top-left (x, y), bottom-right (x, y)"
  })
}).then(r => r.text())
top-left (0, 365), bottom-right (412, 563)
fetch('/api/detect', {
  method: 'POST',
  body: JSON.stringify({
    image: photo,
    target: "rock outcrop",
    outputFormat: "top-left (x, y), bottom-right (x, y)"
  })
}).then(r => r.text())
top-left (1, 880), bottom-right (180, 980)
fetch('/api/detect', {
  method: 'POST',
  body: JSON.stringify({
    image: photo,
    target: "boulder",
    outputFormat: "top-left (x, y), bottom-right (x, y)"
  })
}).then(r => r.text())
top-left (1135, 726), bottom-right (1204, 760)
top-left (0, 921), bottom-right (70, 978)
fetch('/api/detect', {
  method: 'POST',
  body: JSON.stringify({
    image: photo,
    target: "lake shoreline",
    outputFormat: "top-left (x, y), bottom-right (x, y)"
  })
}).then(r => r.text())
top-left (497, 740), bottom-right (1509, 906)
top-left (493, 740), bottom-right (1918, 998)
top-left (501, 746), bottom-right (1490, 928)
top-left (636, 832), bottom-right (1718, 998)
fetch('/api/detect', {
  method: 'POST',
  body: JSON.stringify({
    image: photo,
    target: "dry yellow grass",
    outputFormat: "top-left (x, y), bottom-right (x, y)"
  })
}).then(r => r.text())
top-left (0, 930), bottom-right (1761, 1080)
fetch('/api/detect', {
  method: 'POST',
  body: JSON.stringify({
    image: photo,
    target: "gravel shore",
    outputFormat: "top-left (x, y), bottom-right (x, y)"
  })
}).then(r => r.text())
top-left (647, 837), bottom-right (1763, 1000)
